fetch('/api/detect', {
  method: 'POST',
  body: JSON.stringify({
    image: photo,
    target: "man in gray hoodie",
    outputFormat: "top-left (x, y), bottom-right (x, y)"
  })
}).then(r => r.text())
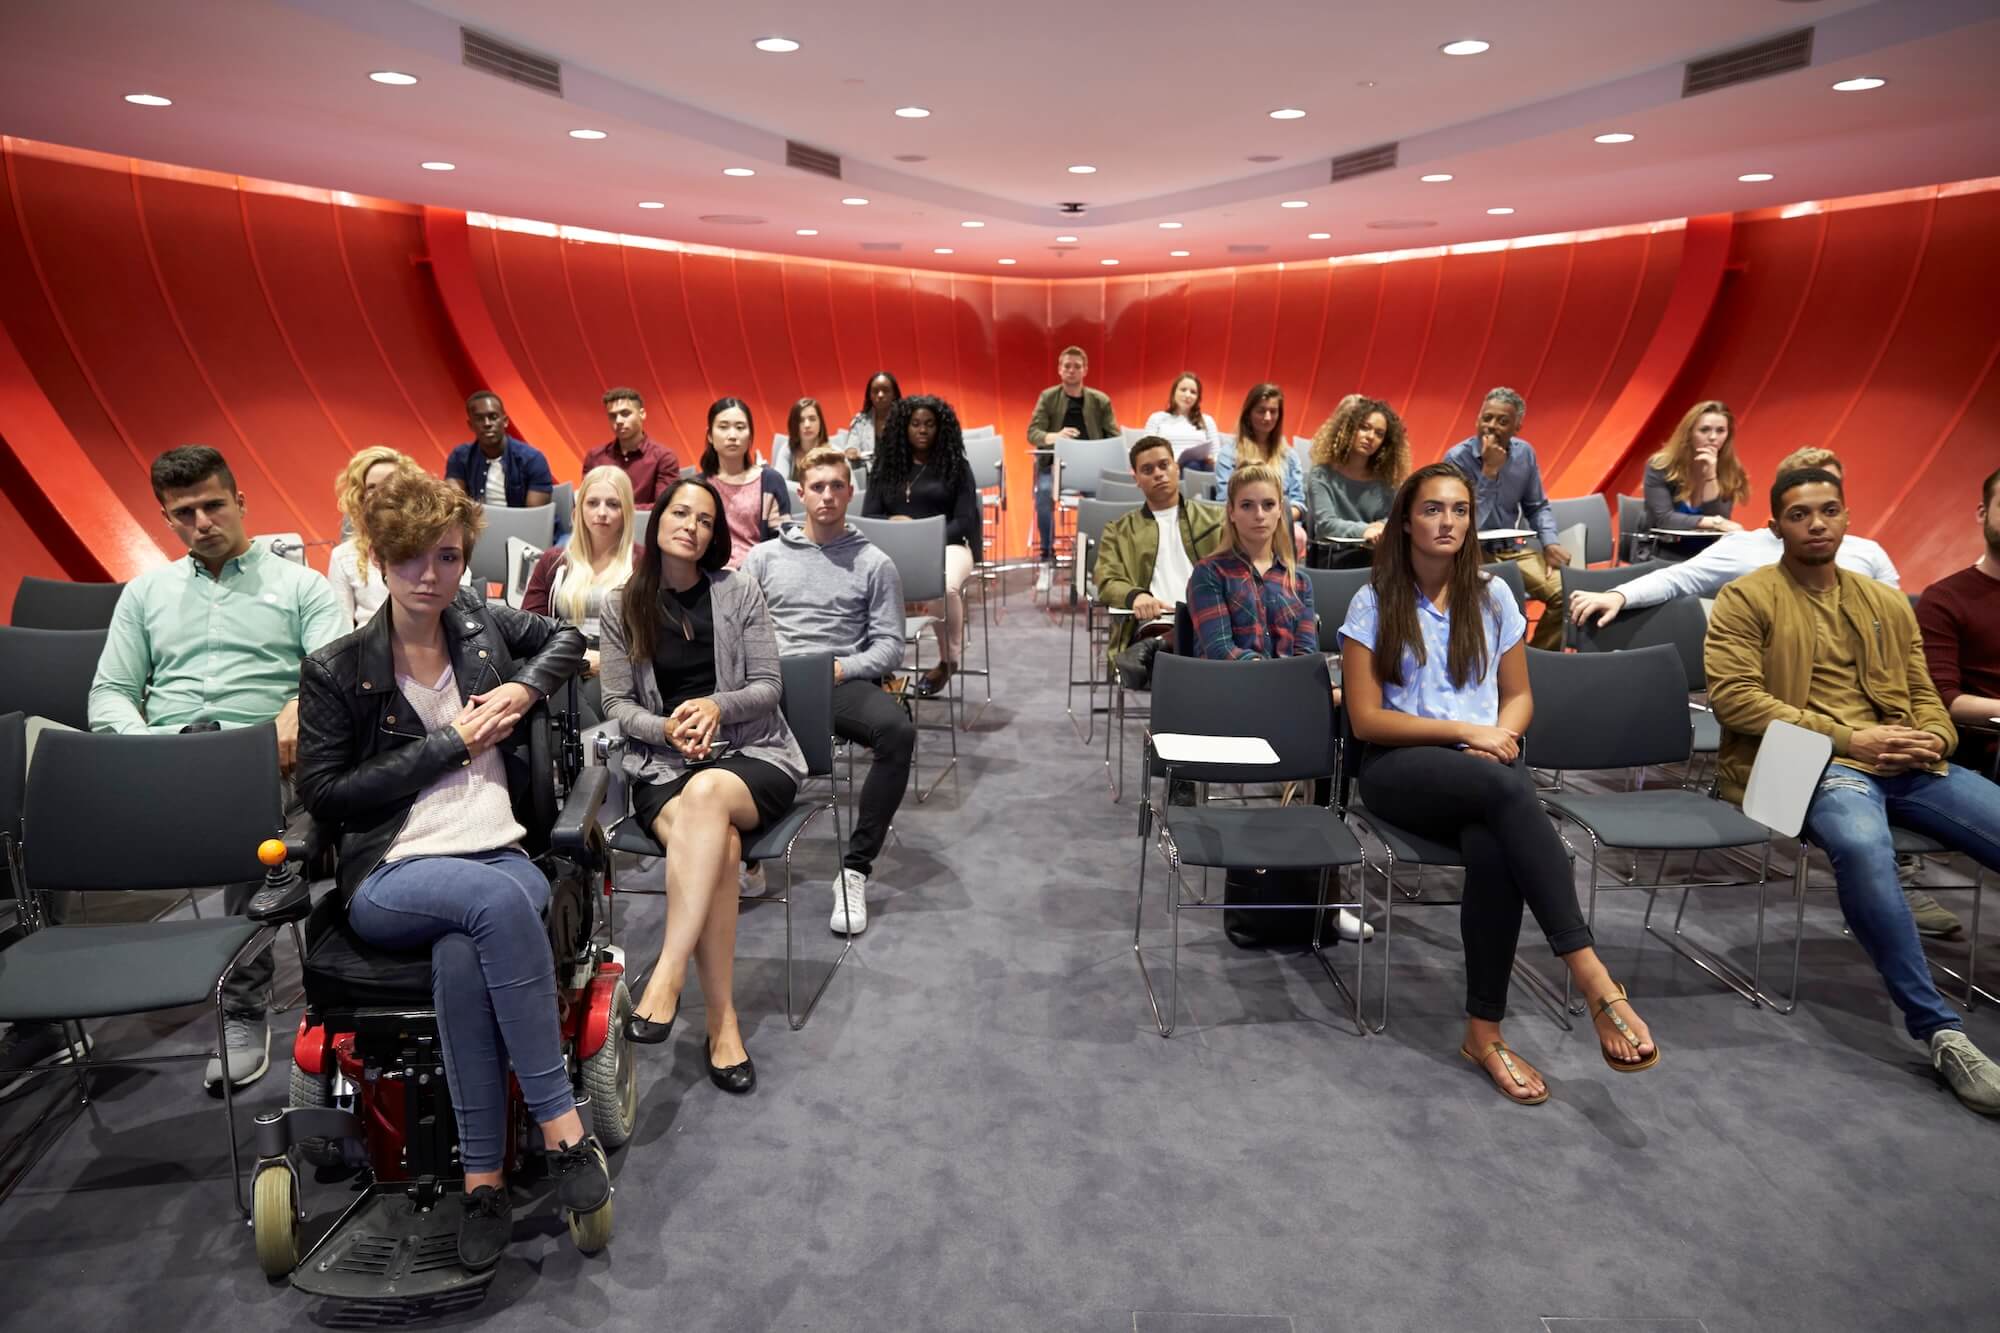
top-left (740, 445), bottom-right (911, 936)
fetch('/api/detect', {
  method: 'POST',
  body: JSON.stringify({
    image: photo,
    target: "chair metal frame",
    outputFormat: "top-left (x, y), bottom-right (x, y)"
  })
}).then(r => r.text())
top-left (847, 515), bottom-right (959, 803)
top-left (1065, 499), bottom-right (1130, 746)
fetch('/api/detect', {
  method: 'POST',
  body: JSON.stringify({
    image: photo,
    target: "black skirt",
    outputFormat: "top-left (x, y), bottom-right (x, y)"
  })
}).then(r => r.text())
top-left (630, 754), bottom-right (797, 837)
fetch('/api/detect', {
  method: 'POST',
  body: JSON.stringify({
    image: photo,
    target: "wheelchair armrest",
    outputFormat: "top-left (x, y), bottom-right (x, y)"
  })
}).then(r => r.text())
top-left (551, 764), bottom-right (609, 854)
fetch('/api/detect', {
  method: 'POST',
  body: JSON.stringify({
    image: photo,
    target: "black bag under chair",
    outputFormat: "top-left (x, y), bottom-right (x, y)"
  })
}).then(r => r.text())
top-left (1223, 866), bottom-right (1337, 948)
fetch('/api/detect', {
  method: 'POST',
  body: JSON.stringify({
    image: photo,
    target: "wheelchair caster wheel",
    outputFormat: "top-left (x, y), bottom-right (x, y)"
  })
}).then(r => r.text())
top-left (252, 1162), bottom-right (301, 1277)
top-left (567, 1196), bottom-right (613, 1255)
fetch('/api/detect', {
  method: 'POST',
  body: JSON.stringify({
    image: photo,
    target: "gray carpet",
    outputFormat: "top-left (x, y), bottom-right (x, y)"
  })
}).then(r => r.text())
top-left (1, 592), bottom-right (1994, 1332)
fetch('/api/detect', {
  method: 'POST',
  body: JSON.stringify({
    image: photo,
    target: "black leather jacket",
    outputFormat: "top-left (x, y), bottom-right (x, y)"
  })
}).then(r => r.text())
top-left (294, 589), bottom-right (585, 902)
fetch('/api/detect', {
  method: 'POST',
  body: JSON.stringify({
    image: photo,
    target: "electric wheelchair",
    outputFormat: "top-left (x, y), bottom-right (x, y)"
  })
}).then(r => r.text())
top-left (247, 686), bottom-right (635, 1310)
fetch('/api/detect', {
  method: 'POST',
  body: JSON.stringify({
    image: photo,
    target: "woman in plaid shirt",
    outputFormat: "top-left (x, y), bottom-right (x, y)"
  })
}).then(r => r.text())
top-left (1186, 464), bottom-right (1317, 660)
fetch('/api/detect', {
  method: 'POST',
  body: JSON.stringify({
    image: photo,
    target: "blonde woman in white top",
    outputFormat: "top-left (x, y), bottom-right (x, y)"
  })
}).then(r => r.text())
top-left (521, 466), bottom-right (638, 677)
top-left (326, 446), bottom-right (420, 628)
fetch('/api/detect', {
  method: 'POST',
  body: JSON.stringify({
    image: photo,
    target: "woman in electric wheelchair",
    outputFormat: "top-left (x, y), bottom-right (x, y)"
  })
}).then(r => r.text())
top-left (599, 475), bottom-right (804, 1091)
top-left (293, 470), bottom-right (609, 1272)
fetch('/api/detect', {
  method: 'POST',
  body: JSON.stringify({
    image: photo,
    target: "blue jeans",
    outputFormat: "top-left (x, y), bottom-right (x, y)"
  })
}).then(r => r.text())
top-left (1034, 468), bottom-right (1055, 562)
top-left (1803, 764), bottom-right (2000, 1041)
top-left (350, 849), bottom-right (572, 1172)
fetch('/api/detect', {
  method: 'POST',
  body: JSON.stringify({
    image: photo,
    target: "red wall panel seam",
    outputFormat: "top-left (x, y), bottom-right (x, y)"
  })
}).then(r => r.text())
top-left (1820, 198), bottom-right (1937, 457)
top-left (1298, 266), bottom-right (1335, 426)
top-left (557, 239), bottom-right (611, 394)
top-left (726, 257), bottom-right (771, 423)
top-left (1397, 260), bottom-right (1447, 410)
top-left (1738, 214), bottom-right (1829, 422)
top-left (823, 263), bottom-right (851, 401)
top-left (330, 204), bottom-right (444, 454)
top-left (127, 166), bottom-right (319, 539)
top-left (485, 228), bottom-right (575, 452)
top-left (1556, 230), bottom-right (1653, 465)
top-left (1352, 267), bottom-right (1388, 398)
top-left (617, 245), bottom-right (686, 447)
top-left (1450, 249), bottom-right (1510, 434)
top-left (1521, 245), bottom-right (1577, 403)
top-left (673, 252), bottom-right (719, 406)
top-left (776, 260), bottom-right (811, 425)
top-left (1215, 271), bottom-right (1238, 412)
top-left (235, 188), bottom-right (357, 461)
top-left (1868, 331), bottom-right (2000, 542)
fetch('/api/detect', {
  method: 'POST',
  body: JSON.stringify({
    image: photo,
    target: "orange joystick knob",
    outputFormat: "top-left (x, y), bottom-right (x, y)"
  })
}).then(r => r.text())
top-left (257, 839), bottom-right (289, 868)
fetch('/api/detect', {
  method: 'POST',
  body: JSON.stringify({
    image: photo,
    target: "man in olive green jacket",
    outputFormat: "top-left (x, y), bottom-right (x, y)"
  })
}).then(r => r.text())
top-left (1094, 436), bottom-right (1225, 673)
top-left (1705, 466), bottom-right (2000, 1115)
top-left (1027, 346), bottom-right (1118, 585)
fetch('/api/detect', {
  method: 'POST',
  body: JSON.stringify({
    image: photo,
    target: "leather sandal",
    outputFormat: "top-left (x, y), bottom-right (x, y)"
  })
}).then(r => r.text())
top-left (1591, 984), bottom-right (1659, 1072)
top-left (1459, 1040), bottom-right (1549, 1105)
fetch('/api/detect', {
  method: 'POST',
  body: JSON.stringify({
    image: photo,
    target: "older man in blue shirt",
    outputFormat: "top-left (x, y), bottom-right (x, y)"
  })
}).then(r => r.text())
top-left (1443, 387), bottom-right (1571, 650)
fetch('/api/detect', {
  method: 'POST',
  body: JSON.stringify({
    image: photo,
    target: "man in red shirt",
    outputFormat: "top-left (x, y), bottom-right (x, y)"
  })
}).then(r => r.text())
top-left (1918, 464), bottom-right (2000, 776)
top-left (581, 387), bottom-right (679, 505)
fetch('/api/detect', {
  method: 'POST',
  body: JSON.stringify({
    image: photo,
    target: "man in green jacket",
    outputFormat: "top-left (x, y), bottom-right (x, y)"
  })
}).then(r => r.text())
top-left (1706, 466), bottom-right (2000, 1116)
top-left (1094, 436), bottom-right (1225, 681)
top-left (1026, 346), bottom-right (1118, 592)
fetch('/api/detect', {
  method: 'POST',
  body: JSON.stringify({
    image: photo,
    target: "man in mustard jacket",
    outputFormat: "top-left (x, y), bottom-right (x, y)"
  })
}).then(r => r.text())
top-left (1026, 346), bottom-right (1118, 591)
top-left (1094, 436), bottom-right (1225, 679)
top-left (1706, 466), bottom-right (2000, 1116)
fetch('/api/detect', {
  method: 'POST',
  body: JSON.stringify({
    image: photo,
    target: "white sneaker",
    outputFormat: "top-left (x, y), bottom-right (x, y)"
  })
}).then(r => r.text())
top-left (1335, 908), bottom-right (1375, 942)
top-left (739, 863), bottom-right (769, 898)
top-left (830, 869), bottom-right (869, 936)
top-left (1931, 1029), bottom-right (2000, 1115)
top-left (1034, 565), bottom-right (1052, 594)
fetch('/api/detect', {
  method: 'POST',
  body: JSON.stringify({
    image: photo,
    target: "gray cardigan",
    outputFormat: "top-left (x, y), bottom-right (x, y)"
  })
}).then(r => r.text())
top-left (1306, 464), bottom-right (1393, 542)
top-left (597, 569), bottom-right (807, 788)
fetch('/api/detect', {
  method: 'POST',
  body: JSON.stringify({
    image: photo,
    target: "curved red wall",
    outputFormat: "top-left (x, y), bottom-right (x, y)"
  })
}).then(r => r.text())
top-left (2, 136), bottom-right (1994, 613)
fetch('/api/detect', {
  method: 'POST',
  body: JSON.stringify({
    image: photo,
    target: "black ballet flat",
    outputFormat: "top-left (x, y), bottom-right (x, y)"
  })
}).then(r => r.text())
top-left (705, 1038), bottom-right (756, 1095)
top-left (624, 1009), bottom-right (675, 1046)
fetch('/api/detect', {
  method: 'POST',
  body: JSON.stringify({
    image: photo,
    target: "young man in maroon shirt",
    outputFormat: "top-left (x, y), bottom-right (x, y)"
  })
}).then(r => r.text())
top-left (1918, 465), bottom-right (2000, 776)
top-left (582, 387), bottom-right (679, 505)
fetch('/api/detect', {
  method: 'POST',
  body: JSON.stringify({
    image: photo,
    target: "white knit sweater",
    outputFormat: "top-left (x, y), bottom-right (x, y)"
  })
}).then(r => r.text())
top-left (382, 665), bottom-right (525, 863)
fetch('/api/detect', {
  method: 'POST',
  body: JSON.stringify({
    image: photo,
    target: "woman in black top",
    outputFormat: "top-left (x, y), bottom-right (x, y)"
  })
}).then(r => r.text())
top-left (863, 394), bottom-right (982, 697)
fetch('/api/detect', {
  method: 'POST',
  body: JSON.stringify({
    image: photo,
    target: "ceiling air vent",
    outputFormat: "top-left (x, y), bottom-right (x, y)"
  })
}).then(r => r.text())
top-left (461, 28), bottom-right (563, 96)
top-left (859, 241), bottom-right (902, 252)
top-left (786, 141), bottom-right (842, 179)
top-left (1683, 27), bottom-right (1813, 97)
top-left (1329, 142), bottom-right (1398, 184)
top-left (1227, 243), bottom-right (1269, 255)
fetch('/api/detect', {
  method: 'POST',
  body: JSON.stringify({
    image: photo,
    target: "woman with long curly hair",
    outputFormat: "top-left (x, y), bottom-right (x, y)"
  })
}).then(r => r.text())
top-left (1339, 462), bottom-right (1658, 1105)
top-left (327, 445), bottom-right (421, 628)
top-left (1643, 400), bottom-right (1747, 555)
top-left (863, 393), bottom-right (982, 697)
top-left (1307, 396), bottom-right (1410, 565)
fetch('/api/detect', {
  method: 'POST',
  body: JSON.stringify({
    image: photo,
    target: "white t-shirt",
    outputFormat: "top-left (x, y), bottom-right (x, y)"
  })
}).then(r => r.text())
top-left (1149, 505), bottom-right (1194, 606)
top-left (482, 457), bottom-right (508, 505)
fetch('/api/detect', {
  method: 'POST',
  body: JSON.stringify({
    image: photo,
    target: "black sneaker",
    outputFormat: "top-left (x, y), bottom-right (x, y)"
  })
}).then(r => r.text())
top-left (458, 1186), bottom-right (512, 1271)
top-left (0, 1023), bottom-right (91, 1098)
top-left (549, 1137), bottom-right (611, 1214)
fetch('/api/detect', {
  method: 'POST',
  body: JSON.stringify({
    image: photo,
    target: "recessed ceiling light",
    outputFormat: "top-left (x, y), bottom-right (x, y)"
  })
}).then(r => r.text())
top-left (123, 93), bottom-right (172, 106)
top-left (368, 71), bottom-right (418, 86)
top-left (1055, 235), bottom-right (1078, 243)
top-left (1067, 164), bottom-right (1097, 174)
top-left (638, 201), bottom-right (665, 209)
top-left (1832, 76), bottom-right (1886, 92)
top-left (1486, 206), bottom-right (1515, 215)
top-left (1420, 173), bottom-right (1454, 183)
top-left (841, 196), bottom-right (869, 206)
top-left (1159, 221), bottom-right (1183, 229)
top-left (1738, 172), bottom-right (1775, 182)
top-left (1100, 258), bottom-right (1119, 266)
top-left (795, 227), bottom-right (819, 235)
top-left (569, 128), bottom-right (608, 140)
top-left (723, 166), bottom-right (756, 176)
top-left (934, 248), bottom-right (955, 255)
top-left (754, 37), bottom-right (800, 52)
top-left (998, 258), bottom-right (1017, 265)
top-left (1169, 249), bottom-right (1190, 257)
top-left (1440, 39), bottom-right (1490, 56)
top-left (420, 161), bottom-right (456, 171)
top-left (1356, 80), bottom-right (1378, 89)
top-left (1269, 108), bottom-right (1306, 120)
top-left (1593, 132), bottom-right (1636, 144)
top-left (1280, 200), bottom-right (1309, 209)
top-left (895, 106), bottom-right (931, 118)
top-left (961, 220), bottom-right (985, 228)
top-left (1308, 232), bottom-right (1331, 240)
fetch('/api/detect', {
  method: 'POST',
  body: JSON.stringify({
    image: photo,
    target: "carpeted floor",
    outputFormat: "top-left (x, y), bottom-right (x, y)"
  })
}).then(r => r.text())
top-left (1, 588), bottom-right (1994, 1332)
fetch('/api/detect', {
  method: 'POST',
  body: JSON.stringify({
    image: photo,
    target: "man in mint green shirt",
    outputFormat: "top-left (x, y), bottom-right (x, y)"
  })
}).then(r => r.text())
top-left (86, 446), bottom-right (343, 1088)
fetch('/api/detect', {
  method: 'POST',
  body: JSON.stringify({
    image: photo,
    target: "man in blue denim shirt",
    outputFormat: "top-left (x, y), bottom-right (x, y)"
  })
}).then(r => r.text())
top-left (445, 391), bottom-right (555, 510)
top-left (1443, 387), bottom-right (1569, 650)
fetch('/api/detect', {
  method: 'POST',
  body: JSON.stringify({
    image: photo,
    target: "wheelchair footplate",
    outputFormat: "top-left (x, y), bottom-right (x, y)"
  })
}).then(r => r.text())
top-left (290, 1183), bottom-right (494, 1315)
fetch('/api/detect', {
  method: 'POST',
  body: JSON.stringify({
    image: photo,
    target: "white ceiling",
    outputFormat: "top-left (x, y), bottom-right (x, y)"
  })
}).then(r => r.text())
top-left (1, 0), bottom-right (1996, 276)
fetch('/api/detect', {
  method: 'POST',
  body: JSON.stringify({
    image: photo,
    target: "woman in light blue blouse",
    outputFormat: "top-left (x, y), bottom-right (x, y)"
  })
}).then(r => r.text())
top-left (1339, 462), bottom-right (1658, 1105)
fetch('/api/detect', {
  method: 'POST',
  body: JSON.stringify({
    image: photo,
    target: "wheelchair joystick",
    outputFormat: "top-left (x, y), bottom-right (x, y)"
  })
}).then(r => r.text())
top-left (247, 837), bottom-right (312, 924)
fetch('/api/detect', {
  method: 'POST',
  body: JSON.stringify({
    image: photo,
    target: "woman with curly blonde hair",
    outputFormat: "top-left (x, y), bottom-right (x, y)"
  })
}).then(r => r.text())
top-left (327, 446), bottom-right (421, 627)
top-left (1306, 396), bottom-right (1409, 563)
top-left (1643, 400), bottom-right (1747, 552)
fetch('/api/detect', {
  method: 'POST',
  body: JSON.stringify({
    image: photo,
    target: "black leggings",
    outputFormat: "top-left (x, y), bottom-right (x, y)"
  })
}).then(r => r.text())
top-left (1357, 744), bottom-right (1592, 1021)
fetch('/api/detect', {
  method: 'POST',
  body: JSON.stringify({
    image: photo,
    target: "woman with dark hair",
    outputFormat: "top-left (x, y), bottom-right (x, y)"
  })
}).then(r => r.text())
top-left (1307, 396), bottom-right (1410, 565)
top-left (699, 397), bottom-right (790, 570)
top-left (1339, 462), bottom-right (1658, 1105)
top-left (1643, 399), bottom-right (1748, 556)
top-left (844, 371), bottom-right (903, 461)
top-left (598, 476), bottom-right (804, 1093)
top-left (294, 470), bottom-right (606, 1270)
top-left (863, 393), bottom-right (982, 698)
top-left (1216, 382), bottom-right (1306, 528)
top-left (772, 396), bottom-right (834, 481)
top-left (1144, 372), bottom-right (1221, 471)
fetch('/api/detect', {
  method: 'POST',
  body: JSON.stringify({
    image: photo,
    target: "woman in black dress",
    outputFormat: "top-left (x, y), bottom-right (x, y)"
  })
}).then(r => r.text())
top-left (863, 394), bottom-right (982, 698)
